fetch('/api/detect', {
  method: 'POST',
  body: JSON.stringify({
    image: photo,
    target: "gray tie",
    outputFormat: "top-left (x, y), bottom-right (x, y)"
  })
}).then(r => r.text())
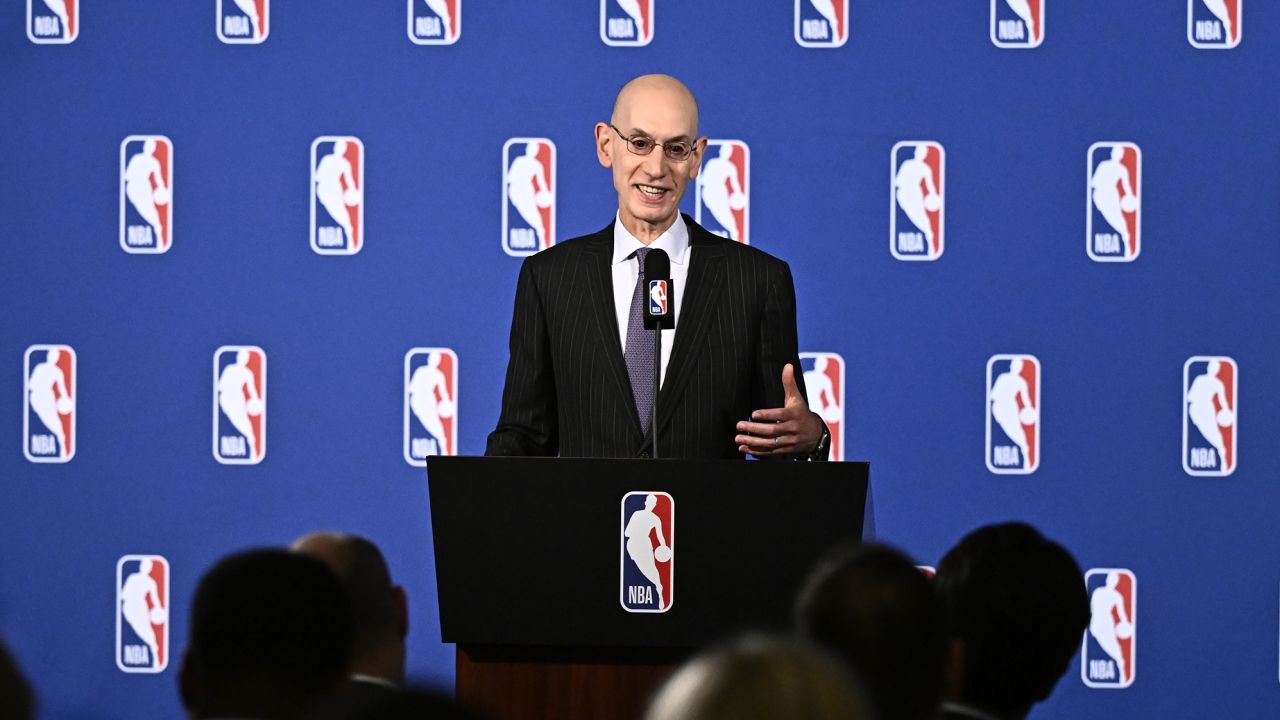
top-left (624, 248), bottom-right (654, 435)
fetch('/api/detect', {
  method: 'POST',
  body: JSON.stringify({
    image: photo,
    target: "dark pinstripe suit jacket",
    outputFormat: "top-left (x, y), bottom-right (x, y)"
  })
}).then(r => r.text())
top-left (486, 214), bottom-right (810, 459)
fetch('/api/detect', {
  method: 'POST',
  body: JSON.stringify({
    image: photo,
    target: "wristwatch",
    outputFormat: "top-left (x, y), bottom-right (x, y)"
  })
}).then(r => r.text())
top-left (807, 421), bottom-right (831, 462)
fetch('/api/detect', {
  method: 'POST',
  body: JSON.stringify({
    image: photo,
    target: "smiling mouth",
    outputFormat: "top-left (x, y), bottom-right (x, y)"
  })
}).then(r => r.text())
top-left (635, 184), bottom-right (670, 200)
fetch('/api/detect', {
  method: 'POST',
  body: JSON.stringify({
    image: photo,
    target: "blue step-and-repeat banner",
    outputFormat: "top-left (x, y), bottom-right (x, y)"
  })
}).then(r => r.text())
top-left (4, 1), bottom-right (1279, 717)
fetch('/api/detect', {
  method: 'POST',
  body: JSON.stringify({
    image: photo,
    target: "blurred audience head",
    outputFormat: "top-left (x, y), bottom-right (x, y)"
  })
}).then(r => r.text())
top-left (0, 633), bottom-right (34, 720)
top-left (795, 541), bottom-right (946, 720)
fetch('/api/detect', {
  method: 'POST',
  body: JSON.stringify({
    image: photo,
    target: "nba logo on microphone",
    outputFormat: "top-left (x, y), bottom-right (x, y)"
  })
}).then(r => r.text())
top-left (800, 352), bottom-right (844, 462)
top-left (502, 138), bottom-right (555, 257)
top-left (1183, 356), bottom-right (1237, 476)
top-left (986, 354), bottom-right (1039, 474)
top-left (890, 141), bottom-right (944, 261)
top-left (648, 280), bottom-right (669, 317)
top-left (409, 0), bottom-right (460, 45)
top-left (621, 491), bottom-right (673, 613)
top-left (404, 347), bottom-right (458, 466)
top-left (990, 0), bottom-right (1043, 48)
top-left (217, 0), bottom-right (269, 44)
top-left (1189, 0), bottom-right (1240, 49)
top-left (116, 555), bottom-right (169, 673)
top-left (311, 136), bottom-right (364, 255)
top-left (213, 346), bottom-right (266, 465)
top-left (1082, 568), bottom-right (1136, 689)
top-left (1087, 142), bottom-right (1141, 262)
top-left (27, 0), bottom-right (77, 43)
top-left (601, 0), bottom-right (653, 46)
top-left (795, 0), bottom-right (848, 48)
top-left (120, 136), bottom-right (174, 254)
top-left (23, 345), bottom-right (75, 463)
top-left (696, 140), bottom-right (750, 245)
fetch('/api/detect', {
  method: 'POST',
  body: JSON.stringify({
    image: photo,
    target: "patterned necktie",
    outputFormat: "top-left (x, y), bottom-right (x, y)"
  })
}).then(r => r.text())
top-left (624, 247), bottom-right (654, 435)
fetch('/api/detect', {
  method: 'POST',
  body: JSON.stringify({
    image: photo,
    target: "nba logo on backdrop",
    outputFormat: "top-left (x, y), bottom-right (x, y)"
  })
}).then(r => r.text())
top-left (120, 136), bottom-right (173, 254)
top-left (23, 345), bottom-right (75, 463)
top-left (27, 0), bottom-right (77, 43)
top-left (891, 141), bottom-right (944, 260)
top-left (502, 138), bottom-right (556, 256)
top-left (800, 352), bottom-right (844, 461)
top-left (409, 0), bottom-right (460, 44)
top-left (795, 0), bottom-right (848, 48)
top-left (116, 555), bottom-right (169, 673)
top-left (990, 0), bottom-right (1043, 48)
top-left (1087, 142), bottom-right (1141, 262)
top-left (696, 140), bottom-right (750, 245)
top-left (601, 0), bottom-right (652, 46)
top-left (213, 346), bottom-right (266, 464)
top-left (217, 0), bottom-right (269, 43)
top-left (621, 491), bottom-right (673, 613)
top-left (1183, 356), bottom-right (1237, 476)
top-left (986, 354), bottom-right (1039, 474)
top-left (311, 136), bottom-right (364, 255)
top-left (404, 348), bottom-right (458, 466)
top-left (1189, 0), bottom-right (1240, 49)
top-left (1082, 568), bottom-right (1136, 688)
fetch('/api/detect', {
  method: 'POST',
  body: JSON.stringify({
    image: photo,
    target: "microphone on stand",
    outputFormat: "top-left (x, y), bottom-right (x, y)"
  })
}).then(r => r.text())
top-left (642, 249), bottom-right (673, 458)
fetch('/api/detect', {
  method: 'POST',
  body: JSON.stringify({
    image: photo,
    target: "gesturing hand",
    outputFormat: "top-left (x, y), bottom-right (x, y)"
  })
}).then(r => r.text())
top-left (735, 363), bottom-right (825, 458)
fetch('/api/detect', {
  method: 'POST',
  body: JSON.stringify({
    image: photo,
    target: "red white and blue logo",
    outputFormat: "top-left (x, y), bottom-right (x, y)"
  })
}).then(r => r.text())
top-left (27, 0), bottom-right (77, 44)
top-left (120, 136), bottom-right (173, 254)
top-left (986, 354), bottom-right (1039, 474)
top-left (621, 491), bottom-right (673, 613)
top-left (890, 141), bottom-right (945, 261)
top-left (1189, 0), bottom-right (1241, 49)
top-left (1087, 142), bottom-right (1141, 262)
top-left (795, 0), bottom-right (848, 48)
top-left (502, 138), bottom-right (555, 257)
top-left (648, 280), bottom-right (669, 317)
top-left (800, 352), bottom-right (844, 462)
top-left (1184, 356), bottom-right (1237, 476)
top-left (217, 0), bottom-right (269, 44)
top-left (404, 347), bottom-right (458, 466)
top-left (409, 0), bottom-right (460, 45)
top-left (24, 345), bottom-right (75, 463)
top-left (116, 555), bottom-right (169, 674)
top-left (601, 0), bottom-right (653, 47)
top-left (1082, 568), bottom-right (1136, 689)
top-left (213, 346), bottom-right (266, 465)
top-left (696, 140), bottom-right (750, 245)
top-left (991, 0), bottom-right (1043, 48)
top-left (311, 136), bottom-right (364, 255)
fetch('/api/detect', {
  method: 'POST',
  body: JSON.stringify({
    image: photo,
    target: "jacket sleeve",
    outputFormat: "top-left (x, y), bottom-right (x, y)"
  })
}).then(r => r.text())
top-left (485, 259), bottom-right (559, 456)
top-left (754, 259), bottom-right (824, 460)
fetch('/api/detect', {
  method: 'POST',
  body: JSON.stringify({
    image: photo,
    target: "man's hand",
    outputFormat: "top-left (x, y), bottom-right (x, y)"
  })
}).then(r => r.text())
top-left (735, 363), bottom-right (825, 458)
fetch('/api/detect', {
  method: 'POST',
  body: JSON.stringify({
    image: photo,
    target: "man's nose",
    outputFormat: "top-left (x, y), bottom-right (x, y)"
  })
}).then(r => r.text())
top-left (641, 148), bottom-right (668, 177)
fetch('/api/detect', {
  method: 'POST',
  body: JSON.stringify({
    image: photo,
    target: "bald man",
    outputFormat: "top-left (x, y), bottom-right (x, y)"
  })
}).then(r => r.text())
top-left (487, 74), bottom-right (829, 460)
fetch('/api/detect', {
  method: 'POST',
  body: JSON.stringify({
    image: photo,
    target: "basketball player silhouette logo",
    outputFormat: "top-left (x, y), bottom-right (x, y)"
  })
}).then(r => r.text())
top-left (800, 352), bottom-right (844, 461)
top-left (1087, 142), bottom-right (1141, 262)
top-left (404, 347), bottom-right (459, 466)
top-left (891, 141), bottom-right (945, 260)
top-left (601, 0), bottom-right (653, 47)
top-left (502, 138), bottom-right (556, 256)
top-left (1183, 356), bottom-right (1237, 476)
top-left (410, 0), bottom-right (460, 44)
top-left (991, 0), bottom-right (1043, 48)
top-left (986, 354), bottom-right (1040, 474)
top-left (621, 491), bottom-right (673, 613)
top-left (217, 0), bottom-right (269, 44)
top-left (117, 555), bottom-right (169, 673)
top-left (24, 345), bottom-right (76, 463)
top-left (214, 346), bottom-right (266, 464)
top-left (1082, 568), bottom-right (1135, 688)
top-left (795, 0), bottom-right (848, 48)
top-left (120, 136), bottom-right (173, 254)
top-left (28, 0), bottom-right (78, 43)
top-left (696, 140), bottom-right (750, 245)
top-left (311, 136), bottom-right (364, 255)
top-left (1189, 0), bottom-right (1241, 49)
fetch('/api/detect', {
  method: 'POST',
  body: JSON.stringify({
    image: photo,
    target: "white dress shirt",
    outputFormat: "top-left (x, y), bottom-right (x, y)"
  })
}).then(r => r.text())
top-left (611, 213), bottom-right (691, 388)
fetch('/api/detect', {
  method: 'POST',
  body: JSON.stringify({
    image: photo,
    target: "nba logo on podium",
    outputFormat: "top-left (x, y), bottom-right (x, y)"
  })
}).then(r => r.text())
top-left (120, 136), bottom-right (174, 254)
top-left (217, 0), bottom-right (269, 44)
top-left (621, 492), bottom-right (673, 613)
top-left (1189, 0), bottom-right (1240, 49)
top-left (404, 348), bottom-right (458, 466)
top-left (1183, 356), bottom-right (1237, 476)
top-left (890, 141), bottom-right (944, 261)
top-left (648, 280), bottom-right (668, 317)
top-left (409, 0), bottom-right (460, 45)
top-left (502, 138), bottom-right (555, 257)
top-left (1082, 568), bottom-right (1136, 689)
top-left (24, 345), bottom-right (75, 463)
top-left (213, 346), bottom-right (266, 465)
top-left (696, 140), bottom-right (750, 245)
top-left (800, 352), bottom-right (844, 462)
top-left (795, 0), bottom-right (848, 48)
top-left (1087, 142), bottom-right (1141, 262)
top-left (990, 0), bottom-right (1043, 48)
top-left (311, 136), bottom-right (364, 255)
top-left (27, 0), bottom-right (77, 43)
top-left (985, 354), bottom-right (1039, 474)
top-left (116, 555), bottom-right (169, 673)
top-left (601, 0), bottom-right (653, 46)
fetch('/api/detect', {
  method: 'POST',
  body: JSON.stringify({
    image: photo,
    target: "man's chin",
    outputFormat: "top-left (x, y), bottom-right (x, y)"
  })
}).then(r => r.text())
top-left (624, 204), bottom-right (681, 230)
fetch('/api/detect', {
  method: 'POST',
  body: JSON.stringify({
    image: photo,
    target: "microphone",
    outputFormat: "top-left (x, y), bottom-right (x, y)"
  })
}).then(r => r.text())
top-left (643, 249), bottom-right (673, 330)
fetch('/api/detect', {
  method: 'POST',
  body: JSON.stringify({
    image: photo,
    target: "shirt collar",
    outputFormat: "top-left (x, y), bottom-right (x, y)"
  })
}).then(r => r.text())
top-left (612, 213), bottom-right (690, 266)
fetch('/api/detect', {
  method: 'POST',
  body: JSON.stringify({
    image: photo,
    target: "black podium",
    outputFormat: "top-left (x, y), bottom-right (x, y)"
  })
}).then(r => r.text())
top-left (427, 456), bottom-right (868, 720)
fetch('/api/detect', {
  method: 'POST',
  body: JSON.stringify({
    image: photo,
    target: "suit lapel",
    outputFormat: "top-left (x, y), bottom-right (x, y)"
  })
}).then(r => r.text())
top-left (582, 225), bottom-right (646, 437)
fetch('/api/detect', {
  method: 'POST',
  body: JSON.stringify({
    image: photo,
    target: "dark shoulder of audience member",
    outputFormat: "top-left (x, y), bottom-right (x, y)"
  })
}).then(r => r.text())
top-left (794, 541), bottom-right (946, 720)
top-left (342, 686), bottom-right (487, 720)
top-left (934, 522), bottom-right (1090, 720)
top-left (0, 633), bottom-right (34, 720)
top-left (179, 548), bottom-right (351, 720)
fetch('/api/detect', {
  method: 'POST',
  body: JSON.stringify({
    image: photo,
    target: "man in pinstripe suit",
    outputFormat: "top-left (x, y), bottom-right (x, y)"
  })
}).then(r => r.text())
top-left (486, 75), bottom-right (829, 461)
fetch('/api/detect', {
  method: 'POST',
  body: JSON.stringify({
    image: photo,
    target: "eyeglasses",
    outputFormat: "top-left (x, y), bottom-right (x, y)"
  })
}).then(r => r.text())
top-left (609, 124), bottom-right (697, 162)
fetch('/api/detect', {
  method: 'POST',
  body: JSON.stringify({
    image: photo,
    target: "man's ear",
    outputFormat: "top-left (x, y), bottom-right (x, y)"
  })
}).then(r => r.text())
top-left (595, 123), bottom-right (613, 169)
top-left (392, 585), bottom-right (409, 638)
top-left (686, 136), bottom-right (708, 179)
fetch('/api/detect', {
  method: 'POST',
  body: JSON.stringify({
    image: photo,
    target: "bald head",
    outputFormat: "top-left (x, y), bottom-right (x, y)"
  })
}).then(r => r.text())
top-left (610, 74), bottom-right (700, 137)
